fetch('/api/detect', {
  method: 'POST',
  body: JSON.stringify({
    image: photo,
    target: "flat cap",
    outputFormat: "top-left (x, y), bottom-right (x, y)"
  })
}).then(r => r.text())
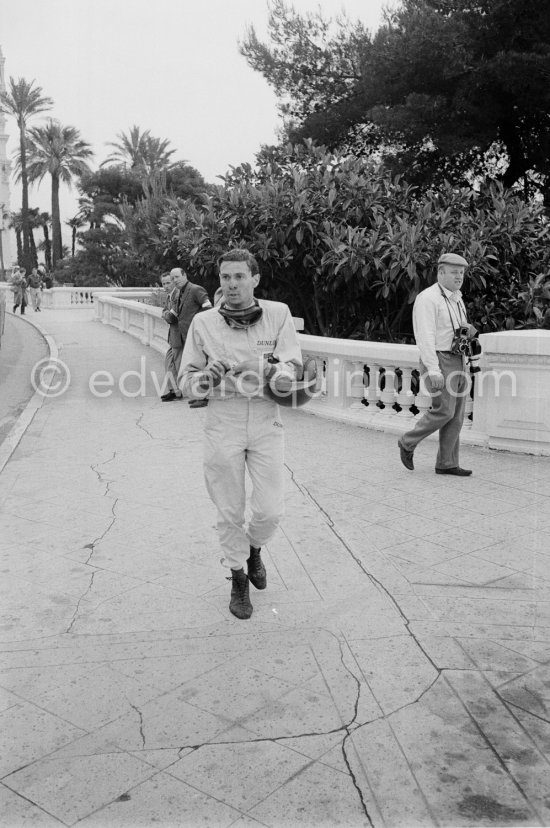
top-left (438, 253), bottom-right (468, 267)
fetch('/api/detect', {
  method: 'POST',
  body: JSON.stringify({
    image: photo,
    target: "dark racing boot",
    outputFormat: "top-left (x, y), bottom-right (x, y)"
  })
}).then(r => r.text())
top-left (229, 568), bottom-right (253, 619)
top-left (247, 545), bottom-right (267, 590)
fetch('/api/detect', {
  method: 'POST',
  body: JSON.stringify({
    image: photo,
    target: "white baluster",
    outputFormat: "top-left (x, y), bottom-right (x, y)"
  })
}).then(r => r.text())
top-left (348, 360), bottom-right (367, 411)
top-left (379, 364), bottom-right (397, 411)
top-left (364, 363), bottom-right (381, 413)
top-left (396, 366), bottom-right (415, 418)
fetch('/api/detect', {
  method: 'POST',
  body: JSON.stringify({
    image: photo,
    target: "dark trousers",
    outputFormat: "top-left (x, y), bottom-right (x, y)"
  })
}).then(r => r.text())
top-left (164, 345), bottom-right (183, 394)
top-left (401, 352), bottom-right (469, 469)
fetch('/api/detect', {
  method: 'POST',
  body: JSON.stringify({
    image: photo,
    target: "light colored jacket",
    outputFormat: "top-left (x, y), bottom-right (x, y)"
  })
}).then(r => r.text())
top-left (179, 299), bottom-right (302, 400)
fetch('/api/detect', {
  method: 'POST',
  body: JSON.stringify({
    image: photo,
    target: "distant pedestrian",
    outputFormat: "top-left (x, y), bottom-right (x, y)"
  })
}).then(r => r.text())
top-left (160, 267), bottom-right (212, 403)
top-left (398, 252), bottom-right (478, 477)
top-left (28, 267), bottom-right (43, 312)
top-left (10, 267), bottom-right (28, 315)
top-left (39, 265), bottom-right (53, 289)
top-left (159, 271), bottom-right (181, 401)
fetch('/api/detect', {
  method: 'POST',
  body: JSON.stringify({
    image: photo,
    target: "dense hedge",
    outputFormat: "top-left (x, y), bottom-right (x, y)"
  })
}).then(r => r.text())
top-left (124, 143), bottom-right (550, 339)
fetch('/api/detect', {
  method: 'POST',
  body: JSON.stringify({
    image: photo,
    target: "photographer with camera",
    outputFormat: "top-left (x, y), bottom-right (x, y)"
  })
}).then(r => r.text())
top-left (398, 252), bottom-right (479, 477)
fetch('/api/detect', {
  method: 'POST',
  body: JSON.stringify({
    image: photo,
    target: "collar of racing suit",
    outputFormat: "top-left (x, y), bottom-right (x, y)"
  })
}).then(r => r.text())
top-left (218, 300), bottom-right (263, 329)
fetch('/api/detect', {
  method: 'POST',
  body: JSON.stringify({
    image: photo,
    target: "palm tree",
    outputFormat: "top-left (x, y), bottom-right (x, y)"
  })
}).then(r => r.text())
top-left (27, 206), bottom-right (43, 267)
top-left (24, 119), bottom-right (93, 266)
top-left (102, 125), bottom-right (176, 174)
top-left (8, 211), bottom-right (23, 265)
top-left (38, 211), bottom-right (52, 269)
top-left (66, 214), bottom-right (85, 257)
top-left (0, 78), bottom-right (53, 271)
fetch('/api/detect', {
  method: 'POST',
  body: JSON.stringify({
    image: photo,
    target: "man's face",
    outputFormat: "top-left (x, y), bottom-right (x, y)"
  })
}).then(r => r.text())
top-left (438, 265), bottom-right (466, 292)
top-left (161, 275), bottom-right (173, 292)
top-left (219, 261), bottom-right (259, 308)
top-left (172, 270), bottom-right (187, 289)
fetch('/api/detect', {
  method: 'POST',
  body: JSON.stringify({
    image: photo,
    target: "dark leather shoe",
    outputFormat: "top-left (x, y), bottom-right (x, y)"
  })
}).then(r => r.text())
top-left (161, 391), bottom-right (179, 402)
top-left (435, 467), bottom-right (472, 476)
top-left (188, 399), bottom-right (208, 409)
top-left (228, 569), bottom-right (253, 619)
top-left (247, 546), bottom-right (266, 590)
top-left (398, 439), bottom-right (414, 471)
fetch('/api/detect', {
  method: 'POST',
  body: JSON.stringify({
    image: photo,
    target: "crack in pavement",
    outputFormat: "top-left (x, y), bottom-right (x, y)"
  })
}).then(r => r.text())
top-left (65, 570), bottom-right (98, 635)
top-left (128, 701), bottom-right (146, 748)
top-left (91, 451), bottom-right (117, 497)
top-left (332, 634), bottom-right (375, 825)
top-left (82, 498), bottom-right (119, 565)
top-left (136, 413), bottom-right (155, 439)
top-left (444, 674), bottom-right (545, 825)
top-left (286, 465), bottom-right (442, 680)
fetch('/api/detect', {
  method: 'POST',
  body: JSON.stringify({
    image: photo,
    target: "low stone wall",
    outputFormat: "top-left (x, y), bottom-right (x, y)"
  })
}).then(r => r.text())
top-left (83, 292), bottom-right (550, 456)
top-left (0, 283), bottom-right (152, 309)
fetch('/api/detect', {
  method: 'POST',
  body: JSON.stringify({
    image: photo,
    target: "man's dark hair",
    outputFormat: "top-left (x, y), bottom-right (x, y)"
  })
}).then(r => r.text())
top-left (218, 248), bottom-right (259, 276)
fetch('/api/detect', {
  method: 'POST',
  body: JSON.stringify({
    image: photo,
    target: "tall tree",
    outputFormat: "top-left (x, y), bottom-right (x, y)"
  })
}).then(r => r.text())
top-left (38, 211), bottom-right (52, 269)
top-left (65, 214), bottom-right (85, 257)
top-left (241, 0), bottom-right (550, 192)
top-left (24, 119), bottom-right (93, 266)
top-left (77, 166), bottom-right (145, 227)
top-left (8, 211), bottom-right (23, 265)
top-left (27, 206), bottom-right (43, 267)
top-left (102, 125), bottom-right (176, 174)
top-left (240, 0), bottom-right (367, 129)
top-left (0, 78), bottom-right (53, 271)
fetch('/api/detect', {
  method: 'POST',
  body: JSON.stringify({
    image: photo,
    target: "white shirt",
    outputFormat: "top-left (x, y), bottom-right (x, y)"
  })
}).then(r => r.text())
top-left (179, 299), bottom-right (302, 399)
top-left (412, 281), bottom-right (467, 374)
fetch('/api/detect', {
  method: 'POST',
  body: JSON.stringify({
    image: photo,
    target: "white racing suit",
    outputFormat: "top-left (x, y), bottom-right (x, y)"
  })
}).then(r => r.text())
top-left (179, 300), bottom-right (302, 570)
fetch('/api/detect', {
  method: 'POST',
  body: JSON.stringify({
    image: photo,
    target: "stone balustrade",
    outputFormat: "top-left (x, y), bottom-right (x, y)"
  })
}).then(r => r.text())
top-left (3, 283), bottom-right (549, 455)
top-left (0, 282), bottom-right (152, 309)
top-left (473, 329), bottom-right (550, 455)
top-left (95, 293), bottom-right (174, 355)
top-left (93, 292), bottom-right (550, 454)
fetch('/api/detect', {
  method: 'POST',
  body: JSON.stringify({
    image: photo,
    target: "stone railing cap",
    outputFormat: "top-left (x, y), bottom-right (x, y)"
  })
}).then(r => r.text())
top-left (480, 329), bottom-right (550, 356)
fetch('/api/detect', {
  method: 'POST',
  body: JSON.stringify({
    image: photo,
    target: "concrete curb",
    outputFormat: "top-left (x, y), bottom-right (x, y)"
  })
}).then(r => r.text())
top-left (0, 311), bottom-right (59, 475)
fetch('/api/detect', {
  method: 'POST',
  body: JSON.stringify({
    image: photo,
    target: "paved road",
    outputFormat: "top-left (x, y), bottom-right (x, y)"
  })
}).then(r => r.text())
top-left (1, 310), bottom-right (550, 827)
top-left (0, 313), bottom-right (48, 447)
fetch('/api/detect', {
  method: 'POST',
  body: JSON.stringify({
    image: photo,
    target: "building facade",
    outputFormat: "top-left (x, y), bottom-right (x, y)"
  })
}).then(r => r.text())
top-left (0, 46), bottom-right (12, 274)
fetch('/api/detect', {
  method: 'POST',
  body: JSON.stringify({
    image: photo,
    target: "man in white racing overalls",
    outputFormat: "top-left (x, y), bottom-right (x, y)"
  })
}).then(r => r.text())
top-left (179, 249), bottom-right (303, 619)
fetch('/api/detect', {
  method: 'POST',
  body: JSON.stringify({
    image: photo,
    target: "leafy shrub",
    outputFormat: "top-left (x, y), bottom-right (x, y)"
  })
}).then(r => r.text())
top-left (73, 141), bottom-right (550, 338)
top-left (150, 142), bottom-right (550, 339)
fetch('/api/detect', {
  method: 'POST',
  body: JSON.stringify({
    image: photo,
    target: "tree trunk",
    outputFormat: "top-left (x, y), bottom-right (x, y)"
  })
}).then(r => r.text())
top-left (42, 225), bottom-right (52, 269)
top-left (15, 229), bottom-right (22, 265)
top-left (51, 173), bottom-right (62, 266)
top-left (19, 119), bottom-right (33, 273)
top-left (29, 229), bottom-right (38, 268)
top-left (72, 226), bottom-right (76, 257)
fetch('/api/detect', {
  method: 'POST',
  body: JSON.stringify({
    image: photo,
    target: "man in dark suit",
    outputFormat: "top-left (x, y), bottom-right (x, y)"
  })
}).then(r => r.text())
top-left (160, 268), bottom-right (212, 402)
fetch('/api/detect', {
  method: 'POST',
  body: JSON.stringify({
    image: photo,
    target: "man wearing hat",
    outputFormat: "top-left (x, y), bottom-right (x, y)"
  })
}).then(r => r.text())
top-left (398, 252), bottom-right (475, 476)
top-left (178, 249), bottom-right (303, 620)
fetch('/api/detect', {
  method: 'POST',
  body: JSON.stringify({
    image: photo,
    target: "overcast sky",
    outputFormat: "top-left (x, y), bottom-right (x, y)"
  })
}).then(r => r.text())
top-left (2, 0), bottom-right (390, 245)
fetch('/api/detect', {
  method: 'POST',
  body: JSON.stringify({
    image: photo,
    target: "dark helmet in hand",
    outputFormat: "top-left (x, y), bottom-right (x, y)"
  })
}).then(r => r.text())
top-left (264, 358), bottom-right (319, 407)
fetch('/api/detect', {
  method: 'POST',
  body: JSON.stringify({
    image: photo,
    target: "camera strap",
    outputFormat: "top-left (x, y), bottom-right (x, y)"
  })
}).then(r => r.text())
top-left (439, 284), bottom-right (466, 329)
